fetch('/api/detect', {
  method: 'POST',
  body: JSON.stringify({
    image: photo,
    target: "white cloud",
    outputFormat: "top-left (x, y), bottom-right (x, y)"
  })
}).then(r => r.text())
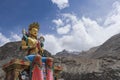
top-left (44, 1), bottom-right (120, 54)
top-left (52, 19), bottom-right (64, 27)
top-left (0, 33), bottom-right (10, 46)
top-left (57, 24), bottom-right (71, 34)
top-left (44, 35), bottom-right (63, 54)
top-left (51, 0), bottom-right (69, 9)
top-left (10, 32), bottom-right (21, 41)
top-left (62, 13), bottom-right (78, 24)
top-left (104, 1), bottom-right (120, 26)
top-left (0, 32), bottom-right (21, 46)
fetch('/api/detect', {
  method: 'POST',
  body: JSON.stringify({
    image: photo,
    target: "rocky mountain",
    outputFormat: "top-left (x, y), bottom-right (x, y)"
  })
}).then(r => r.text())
top-left (55, 49), bottom-right (80, 57)
top-left (55, 46), bottom-right (99, 58)
top-left (1, 33), bottom-right (120, 80)
top-left (91, 33), bottom-right (120, 59)
top-left (55, 33), bottom-right (120, 80)
top-left (78, 46), bottom-right (99, 58)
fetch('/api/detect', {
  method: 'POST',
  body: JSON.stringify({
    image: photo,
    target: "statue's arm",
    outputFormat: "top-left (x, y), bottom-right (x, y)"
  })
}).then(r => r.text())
top-left (38, 43), bottom-right (44, 56)
top-left (21, 40), bottom-right (28, 50)
top-left (21, 39), bottom-right (36, 50)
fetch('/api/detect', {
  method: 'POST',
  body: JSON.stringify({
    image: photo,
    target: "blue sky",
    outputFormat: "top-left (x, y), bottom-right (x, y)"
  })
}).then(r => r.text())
top-left (0, 0), bottom-right (116, 34)
top-left (0, 0), bottom-right (120, 54)
top-left (0, 0), bottom-right (56, 34)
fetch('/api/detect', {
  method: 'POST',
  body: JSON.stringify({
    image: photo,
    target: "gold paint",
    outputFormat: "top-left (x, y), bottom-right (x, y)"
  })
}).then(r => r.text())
top-left (21, 22), bottom-right (43, 55)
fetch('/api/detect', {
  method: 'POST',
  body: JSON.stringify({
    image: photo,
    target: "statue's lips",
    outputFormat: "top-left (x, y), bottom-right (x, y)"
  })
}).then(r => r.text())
top-left (34, 33), bottom-right (37, 35)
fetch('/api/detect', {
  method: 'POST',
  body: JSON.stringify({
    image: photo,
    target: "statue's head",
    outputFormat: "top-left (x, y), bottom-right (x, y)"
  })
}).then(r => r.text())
top-left (28, 22), bottom-right (39, 38)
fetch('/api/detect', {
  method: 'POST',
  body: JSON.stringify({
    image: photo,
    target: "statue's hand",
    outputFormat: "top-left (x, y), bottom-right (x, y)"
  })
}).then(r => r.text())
top-left (29, 44), bottom-right (36, 49)
top-left (39, 48), bottom-right (44, 54)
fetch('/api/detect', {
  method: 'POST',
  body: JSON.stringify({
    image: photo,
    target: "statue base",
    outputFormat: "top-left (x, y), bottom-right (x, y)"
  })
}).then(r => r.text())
top-left (2, 58), bottom-right (63, 80)
top-left (2, 59), bottom-right (30, 80)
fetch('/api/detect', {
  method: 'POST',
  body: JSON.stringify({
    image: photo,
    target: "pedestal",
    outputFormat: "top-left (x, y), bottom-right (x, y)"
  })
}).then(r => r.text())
top-left (54, 66), bottom-right (63, 80)
top-left (2, 59), bottom-right (30, 80)
top-left (2, 58), bottom-right (62, 80)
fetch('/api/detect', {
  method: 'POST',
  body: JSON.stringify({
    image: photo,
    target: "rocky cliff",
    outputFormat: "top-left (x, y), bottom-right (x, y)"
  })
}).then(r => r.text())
top-left (55, 33), bottom-right (120, 80)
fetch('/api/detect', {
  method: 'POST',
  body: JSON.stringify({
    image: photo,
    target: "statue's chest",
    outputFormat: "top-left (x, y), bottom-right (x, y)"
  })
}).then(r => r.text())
top-left (28, 37), bottom-right (38, 45)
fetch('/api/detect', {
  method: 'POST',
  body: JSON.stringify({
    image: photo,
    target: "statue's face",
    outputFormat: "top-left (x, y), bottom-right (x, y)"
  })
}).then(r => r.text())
top-left (29, 27), bottom-right (38, 37)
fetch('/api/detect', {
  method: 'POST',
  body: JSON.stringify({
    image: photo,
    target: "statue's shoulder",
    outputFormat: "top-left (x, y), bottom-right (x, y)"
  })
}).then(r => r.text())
top-left (27, 37), bottom-right (31, 39)
top-left (28, 37), bottom-right (37, 42)
top-left (28, 37), bottom-right (33, 42)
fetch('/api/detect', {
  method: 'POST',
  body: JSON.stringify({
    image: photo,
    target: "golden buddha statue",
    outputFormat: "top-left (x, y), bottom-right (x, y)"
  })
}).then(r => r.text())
top-left (21, 22), bottom-right (54, 80)
top-left (21, 22), bottom-right (43, 55)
